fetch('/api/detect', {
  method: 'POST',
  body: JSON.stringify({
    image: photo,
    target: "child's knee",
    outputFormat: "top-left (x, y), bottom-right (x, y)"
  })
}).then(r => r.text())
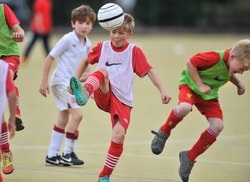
top-left (209, 118), bottom-right (224, 134)
top-left (176, 103), bottom-right (192, 117)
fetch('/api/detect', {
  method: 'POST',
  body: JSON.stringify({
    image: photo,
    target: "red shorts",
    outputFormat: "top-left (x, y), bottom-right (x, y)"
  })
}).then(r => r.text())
top-left (1, 56), bottom-right (20, 80)
top-left (178, 85), bottom-right (223, 120)
top-left (94, 87), bottom-right (132, 130)
top-left (1, 56), bottom-right (20, 72)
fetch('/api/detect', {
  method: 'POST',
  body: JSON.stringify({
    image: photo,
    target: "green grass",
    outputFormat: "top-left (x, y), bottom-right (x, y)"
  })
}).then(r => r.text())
top-left (5, 33), bottom-right (250, 182)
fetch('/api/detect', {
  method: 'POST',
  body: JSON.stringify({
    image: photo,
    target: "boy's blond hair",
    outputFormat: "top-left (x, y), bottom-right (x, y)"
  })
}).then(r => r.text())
top-left (71, 5), bottom-right (96, 24)
top-left (231, 39), bottom-right (250, 69)
top-left (117, 13), bottom-right (135, 33)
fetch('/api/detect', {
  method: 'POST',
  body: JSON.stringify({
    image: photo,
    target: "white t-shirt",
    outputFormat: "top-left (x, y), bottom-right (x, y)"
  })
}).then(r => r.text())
top-left (50, 30), bottom-right (91, 86)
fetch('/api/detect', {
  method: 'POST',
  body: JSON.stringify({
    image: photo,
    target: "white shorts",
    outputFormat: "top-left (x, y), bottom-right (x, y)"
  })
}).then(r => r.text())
top-left (51, 84), bottom-right (80, 111)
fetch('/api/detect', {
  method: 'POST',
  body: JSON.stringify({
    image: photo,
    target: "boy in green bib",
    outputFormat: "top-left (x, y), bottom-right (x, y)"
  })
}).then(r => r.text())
top-left (0, 3), bottom-right (25, 176)
top-left (151, 39), bottom-right (250, 182)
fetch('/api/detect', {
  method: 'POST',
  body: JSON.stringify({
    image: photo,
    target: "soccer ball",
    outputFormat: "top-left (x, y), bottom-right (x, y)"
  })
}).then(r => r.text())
top-left (97, 3), bottom-right (124, 30)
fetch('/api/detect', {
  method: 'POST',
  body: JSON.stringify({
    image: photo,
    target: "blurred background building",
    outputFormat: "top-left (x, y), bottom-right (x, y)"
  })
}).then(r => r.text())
top-left (1, 0), bottom-right (250, 33)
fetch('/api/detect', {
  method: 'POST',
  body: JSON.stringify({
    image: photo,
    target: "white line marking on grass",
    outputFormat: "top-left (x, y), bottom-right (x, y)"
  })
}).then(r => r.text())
top-left (12, 145), bottom-right (250, 167)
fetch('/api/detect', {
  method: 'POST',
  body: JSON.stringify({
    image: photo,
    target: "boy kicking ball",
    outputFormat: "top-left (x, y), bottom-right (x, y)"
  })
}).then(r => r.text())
top-left (70, 13), bottom-right (171, 182)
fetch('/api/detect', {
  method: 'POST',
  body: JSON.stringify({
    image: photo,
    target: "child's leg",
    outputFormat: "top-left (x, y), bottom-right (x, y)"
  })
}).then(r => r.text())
top-left (61, 130), bottom-right (84, 165)
top-left (63, 131), bottom-right (77, 154)
top-left (151, 103), bottom-right (192, 155)
top-left (99, 141), bottom-right (123, 179)
top-left (70, 69), bottom-right (106, 106)
top-left (99, 122), bottom-right (125, 179)
top-left (188, 128), bottom-right (217, 162)
top-left (15, 86), bottom-right (25, 131)
top-left (160, 107), bottom-right (184, 135)
top-left (6, 64), bottom-right (24, 131)
top-left (84, 70), bottom-right (105, 95)
top-left (188, 118), bottom-right (223, 162)
top-left (178, 126), bottom-right (218, 181)
top-left (47, 125), bottom-right (65, 158)
top-left (1, 121), bottom-right (10, 153)
top-left (1, 121), bottom-right (14, 175)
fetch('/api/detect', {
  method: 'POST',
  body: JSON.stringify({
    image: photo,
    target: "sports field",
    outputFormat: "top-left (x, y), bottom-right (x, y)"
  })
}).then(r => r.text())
top-left (4, 33), bottom-right (250, 182)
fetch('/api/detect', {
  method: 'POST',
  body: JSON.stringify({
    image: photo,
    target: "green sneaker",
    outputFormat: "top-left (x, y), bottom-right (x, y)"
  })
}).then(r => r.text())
top-left (98, 176), bottom-right (109, 182)
top-left (178, 151), bottom-right (195, 182)
top-left (151, 129), bottom-right (169, 155)
top-left (70, 77), bottom-right (89, 106)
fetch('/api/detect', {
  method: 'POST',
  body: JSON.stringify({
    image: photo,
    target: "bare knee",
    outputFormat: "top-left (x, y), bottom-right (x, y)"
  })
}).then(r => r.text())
top-left (112, 121), bottom-right (125, 143)
top-left (208, 118), bottom-right (224, 134)
top-left (176, 103), bottom-right (192, 118)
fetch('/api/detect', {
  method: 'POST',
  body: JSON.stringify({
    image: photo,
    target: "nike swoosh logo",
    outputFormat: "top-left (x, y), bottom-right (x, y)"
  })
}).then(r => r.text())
top-left (214, 76), bottom-right (224, 81)
top-left (62, 157), bottom-right (72, 163)
top-left (105, 61), bottom-right (122, 67)
top-left (48, 159), bottom-right (60, 165)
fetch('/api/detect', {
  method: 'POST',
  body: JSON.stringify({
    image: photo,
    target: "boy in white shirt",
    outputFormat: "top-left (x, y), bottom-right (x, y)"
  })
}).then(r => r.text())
top-left (39, 5), bottom-right (96, 166)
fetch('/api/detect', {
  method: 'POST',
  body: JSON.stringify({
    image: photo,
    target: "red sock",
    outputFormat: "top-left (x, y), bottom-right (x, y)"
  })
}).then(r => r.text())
top-left (0, 121), bottom-right (10, 153)
top-left (84, 71), bottom-right (105, 96)
top-left (53, 125), bottom-right (65, 134)
top-left (99, 141), bottom-right (123, 178)
top-left (160, 109), bottom-right (183, 135)
top-left (65, 130), bottom-right (79, 140)
top-left (15, 86), bottom-right (21, 117)
top-left (188, 129), bottom-right (217, 162)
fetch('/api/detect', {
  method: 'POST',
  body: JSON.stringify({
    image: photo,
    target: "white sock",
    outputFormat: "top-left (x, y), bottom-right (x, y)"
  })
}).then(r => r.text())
top-left (63, 138), bottom-right (77, 154)
top-left (47, 130), bottom-right (64, 158)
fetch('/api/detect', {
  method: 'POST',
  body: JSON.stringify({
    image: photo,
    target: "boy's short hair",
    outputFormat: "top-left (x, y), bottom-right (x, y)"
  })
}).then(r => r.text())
top-left (231, 39), bottom-right (250, 69)
top-left (118, 13), bottom-right (135, 33)
top-left (71, 5), bottom-right (96, 24)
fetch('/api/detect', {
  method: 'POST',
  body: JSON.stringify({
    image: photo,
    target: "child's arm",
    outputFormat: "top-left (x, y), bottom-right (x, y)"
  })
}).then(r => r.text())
top-left (11, 24), bottom-right (25, 42)
top-left (147, 68), bottom-right (171, 104)
top-left (79, 64), bottom-right (91, 82)
top-left (75, 57), bottom-right (89, 79)
top-left (230, 75), bottom-right (245, 95)
top-left (186, 60), bottom-right (211, 94)
top-left (39, 55), bottom-right (54, 97)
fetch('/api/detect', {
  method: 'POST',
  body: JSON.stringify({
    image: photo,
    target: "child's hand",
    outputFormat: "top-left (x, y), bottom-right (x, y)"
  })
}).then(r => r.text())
top-left (237, 82), bottom-right (245, 95)
top-left (39, 82), bottom-right (49, 97)
top-left (12, 32), bottom-right (24, 42)
top-left (161, 90), bottom-right (171, 104)
top-left (198, 84), bottom-right (211, 94)
top-left (68, 86), bottom-right (73, 95)
top-left (8, 118), bottom-right (16, 139)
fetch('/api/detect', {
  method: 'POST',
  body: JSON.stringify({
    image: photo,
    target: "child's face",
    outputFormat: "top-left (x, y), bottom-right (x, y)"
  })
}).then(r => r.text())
top-left (72, 18), bottom-right (93, 38)
top-left (229, 55), bottom-right (249, 74)
top-left (109, 29), bottom-right (132, 48)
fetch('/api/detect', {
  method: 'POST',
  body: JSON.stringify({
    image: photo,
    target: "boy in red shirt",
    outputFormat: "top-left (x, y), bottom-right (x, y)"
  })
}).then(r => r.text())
top-left (0, 60), bottom-right (16, 179)
top-left (0, 3), bottom-right (25, 131)
top-left (70, 13), bottom-right (171, 182)
top-left (151, 39), bottom-right (250, 182)
top-left (0, 3), bottom-right (25, 176)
